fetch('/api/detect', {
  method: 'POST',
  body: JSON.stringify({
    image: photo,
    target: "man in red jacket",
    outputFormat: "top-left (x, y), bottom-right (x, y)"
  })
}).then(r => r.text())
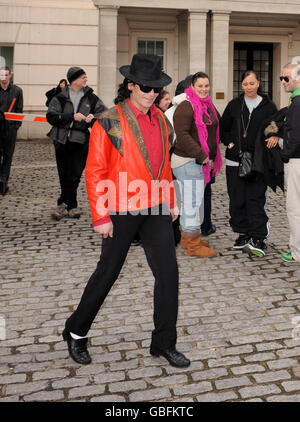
top-left (62, 54), bottom-right (190, 368)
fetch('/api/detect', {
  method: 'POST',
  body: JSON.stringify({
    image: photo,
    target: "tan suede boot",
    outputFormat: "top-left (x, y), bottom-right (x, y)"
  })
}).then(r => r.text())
top-left (180, 229), bottom-right (209, 249)
top-left (186, 236), bottom-right (217, 258)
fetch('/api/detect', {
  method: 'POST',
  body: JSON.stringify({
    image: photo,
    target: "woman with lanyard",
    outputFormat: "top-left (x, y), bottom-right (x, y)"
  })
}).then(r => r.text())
top-left (220, 70), bottom-right (278, 257)
top-left (172, 71), bottom-right (222, 257)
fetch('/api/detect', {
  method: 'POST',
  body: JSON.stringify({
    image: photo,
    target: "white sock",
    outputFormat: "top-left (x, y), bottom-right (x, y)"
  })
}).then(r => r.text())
top-left (70, 332), bottom-right (87, 340)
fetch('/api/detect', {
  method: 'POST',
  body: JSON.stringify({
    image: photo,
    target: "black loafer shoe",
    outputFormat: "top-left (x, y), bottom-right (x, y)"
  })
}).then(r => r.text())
top-left (0, 177), bottom-right (8, 196)
top-left (150, 346), bottom-right (190, 368)
top-left (62, 329), bottom-right (91, 365)
top-left (201, 224), bottom-right (216, 237)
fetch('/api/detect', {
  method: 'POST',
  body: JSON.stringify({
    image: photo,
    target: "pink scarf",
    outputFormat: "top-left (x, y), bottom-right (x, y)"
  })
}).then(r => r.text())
top-left (185, 86), bottom-right (222, 184)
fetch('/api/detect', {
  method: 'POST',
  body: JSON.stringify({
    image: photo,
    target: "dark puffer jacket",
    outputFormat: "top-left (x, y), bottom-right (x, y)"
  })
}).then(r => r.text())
top-left (45, 84), bottom-right (63, 107)
top-left (220, 94), bottom-right (277, 163)
top-left (46, 86), bottom-right (106, 144)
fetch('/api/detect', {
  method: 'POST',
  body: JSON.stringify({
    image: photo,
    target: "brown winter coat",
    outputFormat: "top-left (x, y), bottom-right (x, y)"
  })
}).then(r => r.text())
top-left (173, 100), bottom-right (218, 164)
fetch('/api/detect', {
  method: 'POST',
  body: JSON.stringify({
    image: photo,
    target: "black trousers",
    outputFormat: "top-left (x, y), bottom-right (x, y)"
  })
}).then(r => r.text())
top-left (201, 174), bottom-right (215, 232)
top-left (133, 218), bottom-right (181, 246)
top-left (66, 208), bottom-right (179, 350)
top-left (54, 140), bottom-right (88, 210)
top-left (0, 127), bottom-right (18, 181)
top-left (226, 166), bottom-right (269, 240)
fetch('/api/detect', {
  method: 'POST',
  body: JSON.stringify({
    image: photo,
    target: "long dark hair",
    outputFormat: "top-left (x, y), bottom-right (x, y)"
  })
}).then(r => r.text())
top-left (114, 78), bottom-right (131, 104)
top-left (59, 79), bottom-right (68, 86)
top-left (57, 79), bottom-right (68, 91)
top-left (241, 70), bottom-right (264, 95)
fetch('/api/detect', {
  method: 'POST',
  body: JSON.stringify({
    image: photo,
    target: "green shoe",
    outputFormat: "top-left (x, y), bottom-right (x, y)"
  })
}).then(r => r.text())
top-left (281, 252), bottom-right (296, 262)
top-left (246, 238), bottom-right (267, 258)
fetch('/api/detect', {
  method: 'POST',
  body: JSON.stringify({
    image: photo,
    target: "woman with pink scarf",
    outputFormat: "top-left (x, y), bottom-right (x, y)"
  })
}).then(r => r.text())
top-left (172, 72), bottom-right (222, 257)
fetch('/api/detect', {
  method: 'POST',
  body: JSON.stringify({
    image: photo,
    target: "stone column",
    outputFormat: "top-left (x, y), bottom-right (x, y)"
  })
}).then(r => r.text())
top-left (210, 11), bottom-right (231, 112)
top-left (187, 9), bottom-right (208, 74)
top-left (94, 2), bottom-right (119, 107)
top-left (178, 12), bottom-right (188, 81)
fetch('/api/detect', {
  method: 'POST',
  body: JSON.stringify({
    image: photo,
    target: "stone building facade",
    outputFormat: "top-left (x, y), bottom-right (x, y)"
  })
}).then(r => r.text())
top-left (1, 0), bottom-right (300, 139)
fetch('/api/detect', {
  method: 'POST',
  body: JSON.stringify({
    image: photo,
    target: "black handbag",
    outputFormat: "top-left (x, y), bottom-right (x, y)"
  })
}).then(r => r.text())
top-left (238, 151), bottom-right (253, 179)
top-left (237, 116), bottom-right (255, 180)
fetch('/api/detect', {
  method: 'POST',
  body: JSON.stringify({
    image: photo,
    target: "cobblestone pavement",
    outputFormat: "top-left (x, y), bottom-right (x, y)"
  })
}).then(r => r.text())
top-left (1, 139), bottom-right (300, 403)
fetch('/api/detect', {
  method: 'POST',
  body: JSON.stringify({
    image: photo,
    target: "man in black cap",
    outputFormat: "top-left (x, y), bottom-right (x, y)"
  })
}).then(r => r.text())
top-left (62, 54), bottom-right (190, 368)
top-left (46, 67), bottom-right (106, 219)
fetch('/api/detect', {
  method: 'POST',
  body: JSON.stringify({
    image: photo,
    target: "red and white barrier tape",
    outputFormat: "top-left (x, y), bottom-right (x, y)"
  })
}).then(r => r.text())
top-left (4, 112), bottom-right (48, 123)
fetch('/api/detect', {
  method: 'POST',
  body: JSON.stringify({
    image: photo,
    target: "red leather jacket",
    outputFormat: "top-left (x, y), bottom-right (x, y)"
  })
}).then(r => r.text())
top-left (85, 101), bottom-right (176, 225)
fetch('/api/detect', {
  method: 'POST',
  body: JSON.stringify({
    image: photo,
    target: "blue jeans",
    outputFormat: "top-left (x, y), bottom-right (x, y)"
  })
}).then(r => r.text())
top-left (173, 161), bottom-right (205, 232)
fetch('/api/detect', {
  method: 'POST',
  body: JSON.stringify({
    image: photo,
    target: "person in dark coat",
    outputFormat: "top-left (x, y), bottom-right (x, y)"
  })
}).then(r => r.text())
top-left (220, 70), bottom-right (278, 257)
top-left (279, 63), bottom-right (300, 263)
top-left (45, 79), bottom-right (68, 107)
top-left (0, 66), bottom-right (23, 195)
top-left (46, 67), bottom-right (106, 220)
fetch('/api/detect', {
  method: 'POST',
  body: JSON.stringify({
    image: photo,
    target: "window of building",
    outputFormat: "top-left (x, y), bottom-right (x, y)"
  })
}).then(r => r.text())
top-left (137, 40), bottom-right (165, 69)
top-left (0, 46), bottom-right (14, 70)
top-left (0, 46), bottom-right (14, 83)
top-left (233, 43), bottom-right (273, 99)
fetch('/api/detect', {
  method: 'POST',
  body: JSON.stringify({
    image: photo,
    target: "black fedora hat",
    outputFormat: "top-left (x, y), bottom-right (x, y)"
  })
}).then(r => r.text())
top-left (119, 54), bottom-right (172, 88)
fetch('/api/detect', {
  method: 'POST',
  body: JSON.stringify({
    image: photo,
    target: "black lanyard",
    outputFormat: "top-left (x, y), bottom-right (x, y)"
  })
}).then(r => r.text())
top-left (241, 97), bottom-right (252, 139)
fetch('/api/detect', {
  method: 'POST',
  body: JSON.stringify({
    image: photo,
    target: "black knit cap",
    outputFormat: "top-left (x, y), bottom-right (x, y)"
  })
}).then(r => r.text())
top-left (67, 67), bottom-right (86, 84)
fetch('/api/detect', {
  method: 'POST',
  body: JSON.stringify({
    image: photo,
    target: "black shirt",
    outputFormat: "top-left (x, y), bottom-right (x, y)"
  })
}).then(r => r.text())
top-left (0, 83), bottom-right (23, 129)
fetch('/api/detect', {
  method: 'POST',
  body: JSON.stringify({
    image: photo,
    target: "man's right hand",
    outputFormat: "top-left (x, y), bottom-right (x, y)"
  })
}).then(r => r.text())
top-left (74, 112), bottom-right (86, 122)
top-left (94, 222), bottom-right (114, 238)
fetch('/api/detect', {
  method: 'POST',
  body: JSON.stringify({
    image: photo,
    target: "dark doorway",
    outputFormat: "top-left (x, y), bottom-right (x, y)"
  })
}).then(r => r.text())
top-left (233, 43), bottom-right (273, 99)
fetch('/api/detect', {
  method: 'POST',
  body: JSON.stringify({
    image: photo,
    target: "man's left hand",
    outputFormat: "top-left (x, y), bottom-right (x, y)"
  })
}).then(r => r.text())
top-left (265, 136), bottom-right (279, 149)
